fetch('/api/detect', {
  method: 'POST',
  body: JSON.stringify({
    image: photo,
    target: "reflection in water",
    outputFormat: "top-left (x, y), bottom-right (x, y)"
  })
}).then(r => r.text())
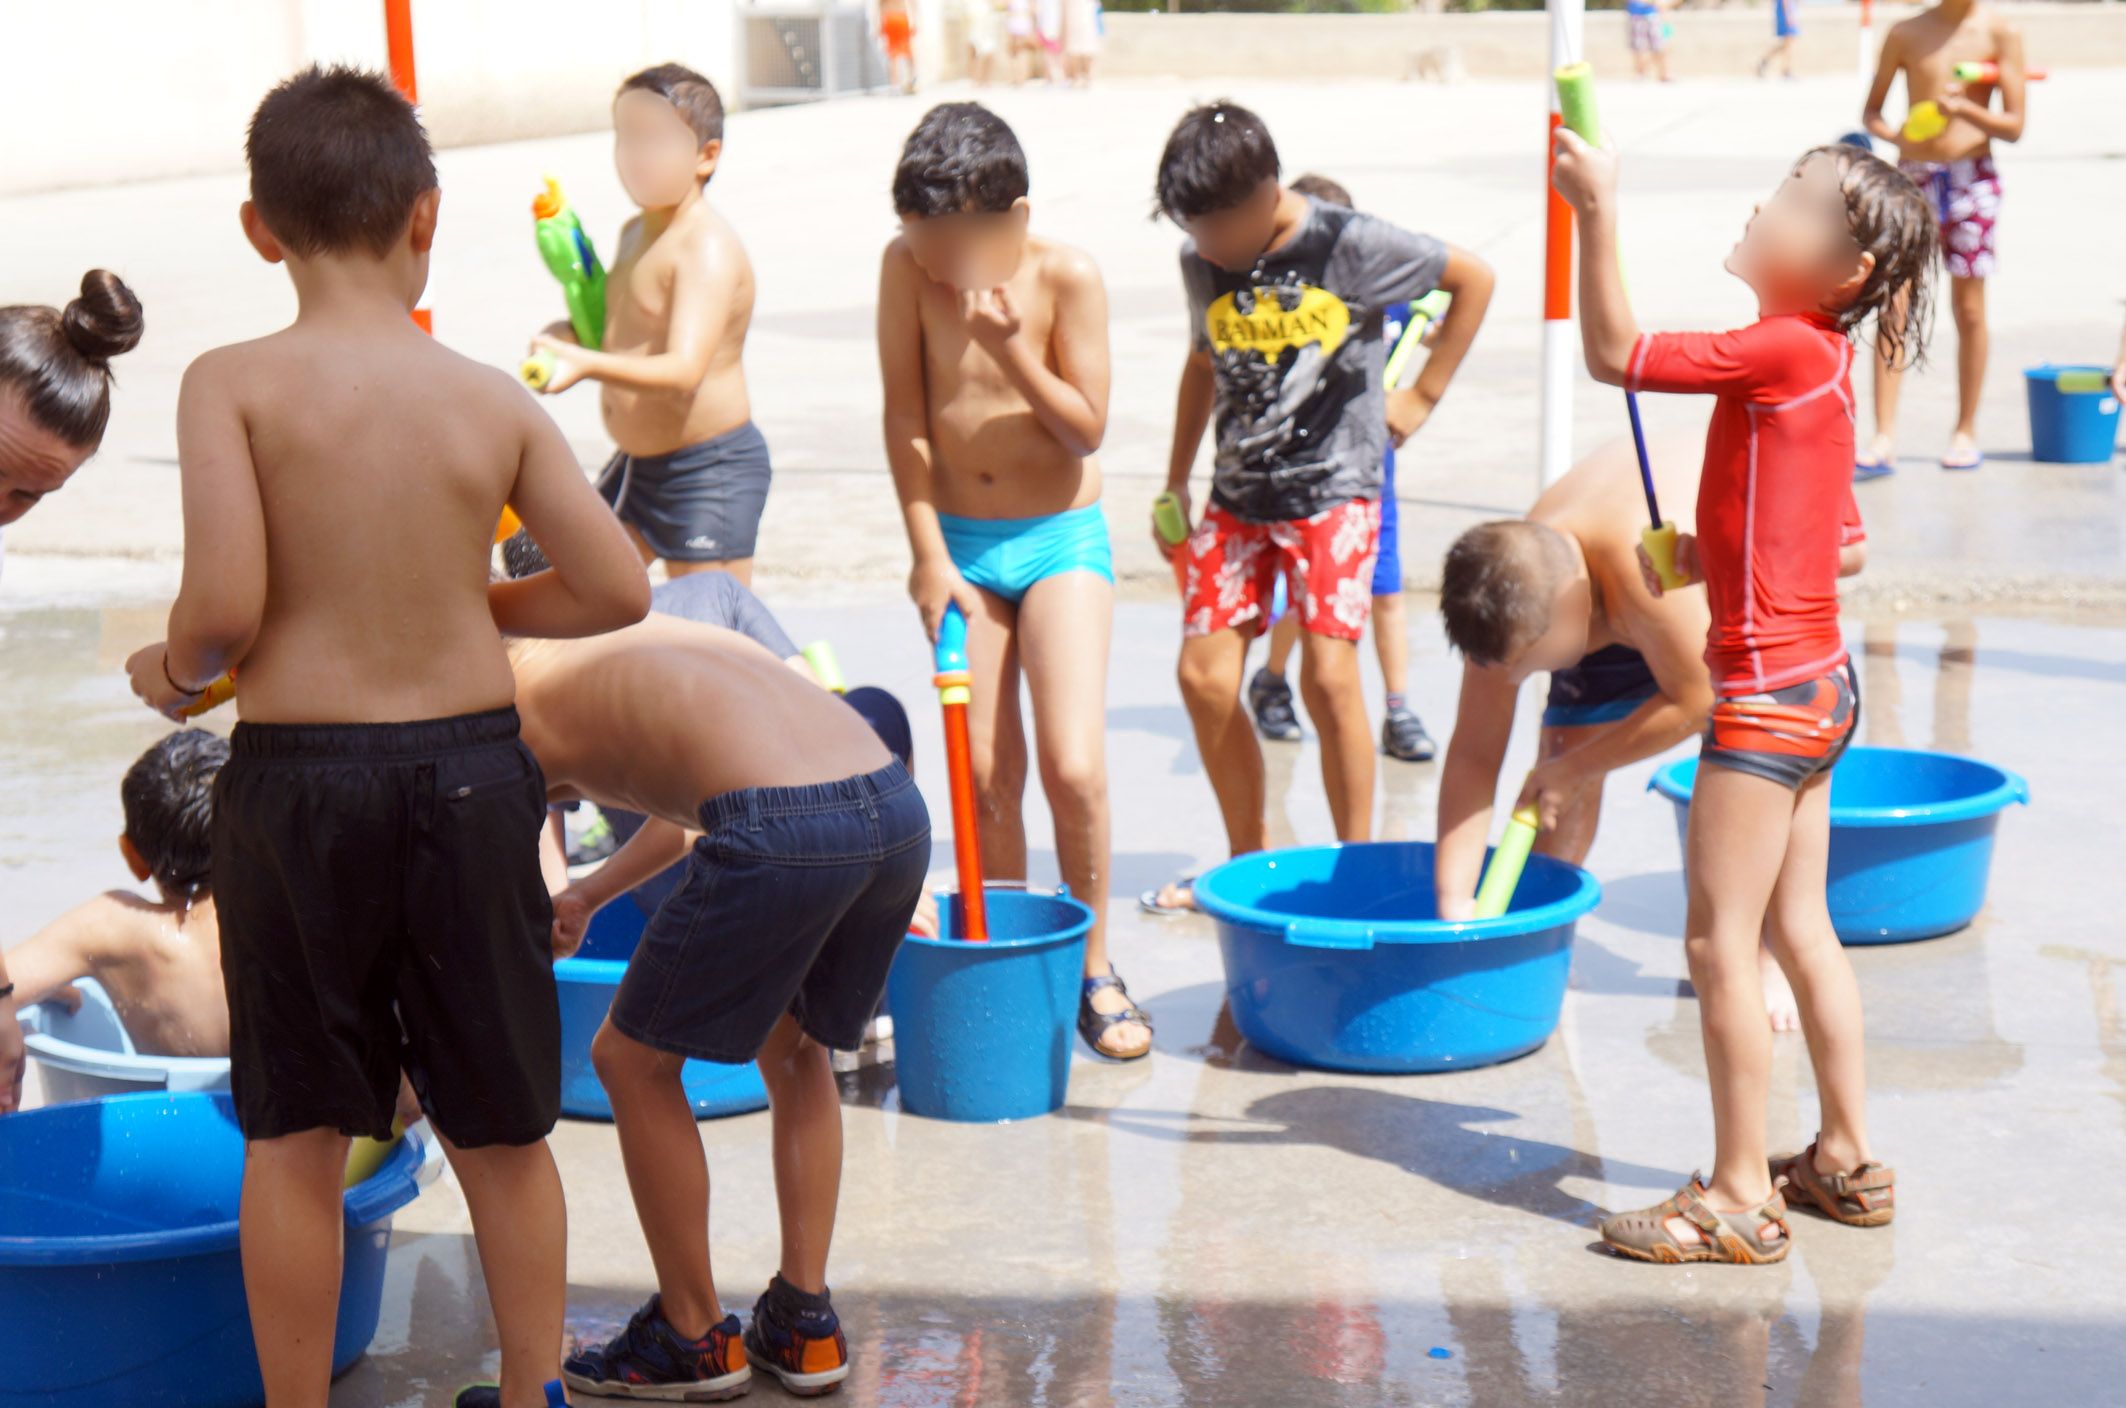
top-left (1860, 619), bottom-right (1977, 754)
top-left (2040, 944), bottom-right (2126, 1133)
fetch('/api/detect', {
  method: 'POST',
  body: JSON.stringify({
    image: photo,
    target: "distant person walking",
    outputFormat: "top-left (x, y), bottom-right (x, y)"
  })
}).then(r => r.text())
top-left (1063, 0), bottom-right (1102, 86)
top-left (1759, 0), bottom-right (1801, 79)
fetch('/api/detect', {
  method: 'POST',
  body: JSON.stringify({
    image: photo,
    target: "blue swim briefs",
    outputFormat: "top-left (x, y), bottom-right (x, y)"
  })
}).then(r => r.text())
top-left (936, 503), bottom-right (1114, 605)
top-left (1542, 644), bottom-right (1660, 729)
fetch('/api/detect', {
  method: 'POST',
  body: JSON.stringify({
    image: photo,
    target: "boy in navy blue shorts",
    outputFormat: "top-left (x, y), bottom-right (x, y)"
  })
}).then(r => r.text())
top-left (505, 610), bottom-right (930, 1399)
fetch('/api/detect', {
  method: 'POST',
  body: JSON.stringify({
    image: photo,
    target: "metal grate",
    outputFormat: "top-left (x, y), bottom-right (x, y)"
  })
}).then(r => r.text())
top-left (744, 6), bottom-right (892, 104)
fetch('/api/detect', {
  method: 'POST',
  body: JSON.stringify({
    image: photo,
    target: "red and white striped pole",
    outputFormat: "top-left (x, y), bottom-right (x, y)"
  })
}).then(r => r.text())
top-left (383, 0), bottom-right (434, 335)
top-left (1540, 0), bottom-right (1587, 488)
top-left (1858, 0), bottom-right (1874, 86)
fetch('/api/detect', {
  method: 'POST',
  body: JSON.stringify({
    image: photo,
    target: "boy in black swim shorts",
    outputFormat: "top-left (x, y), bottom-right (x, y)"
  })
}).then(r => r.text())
top-left (504, 609), bottom-right (929, 1400)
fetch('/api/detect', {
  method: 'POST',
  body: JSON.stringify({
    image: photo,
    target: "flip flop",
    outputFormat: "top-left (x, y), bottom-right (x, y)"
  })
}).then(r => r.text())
top-left (1941, 447), bottom-right (1985, 471)
top-left (1139, 876), bottom-right (1197, 917)
top-left (1853, 455), bottom-right (1895, 483)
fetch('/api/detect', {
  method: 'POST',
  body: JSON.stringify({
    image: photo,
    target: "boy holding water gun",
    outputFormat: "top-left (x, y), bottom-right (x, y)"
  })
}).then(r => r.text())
top-left (878, 104), bottom-right (1148, 1061)
top-left (1858, 0), bottom-right (2027, 476)
top-left (1432, 432), bottom-right (1867, 1028)
top-left (1553, 120), bottom-right (1937, 1263)
top-left (1246, 173), bottom-right (1446, 766)
top-left (1145, 103), bottom-right (1493, 915)
top-left (123, 66), bottom-right (650, 1406)
top-left (504, 612), bottom-right (928, 1400)
top-left (528, 64), bottom-right (773, 584)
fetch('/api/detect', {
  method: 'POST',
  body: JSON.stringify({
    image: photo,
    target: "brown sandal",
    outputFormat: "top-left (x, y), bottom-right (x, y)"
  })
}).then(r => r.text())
top-left (1769, 1140), bottom-right (1895, 1226)
top-left (1600, 1176), bottom-right (1791, 1265)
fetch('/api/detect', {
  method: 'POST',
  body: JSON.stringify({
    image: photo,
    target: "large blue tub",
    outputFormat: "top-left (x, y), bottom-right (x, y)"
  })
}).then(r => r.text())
top-left (1650, 745), bottom-right (2028, 944)
top-left (0, 1092), bottom-right (426, 1407)
top-left (887, 886), bottom-right (1093, 1122)
top-left (555, 900), bottom-right (769, 1121)
top-left (1195, 842), bottom-right (1602, 1073)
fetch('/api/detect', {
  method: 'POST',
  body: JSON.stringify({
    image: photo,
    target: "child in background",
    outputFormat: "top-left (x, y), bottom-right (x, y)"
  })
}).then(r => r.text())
top-left (510, 615), bottom-right (928, 1400)
top-left (3, 731), bottom-right (231, 1060)
top-left (1246, 173), bottom-right (1439, 765)
top-left (1146, 103), bottom-right (1493, 915)
top-left (529, 65), bottom-right (773, 583)
top-left (1758, 0), bottom-right (1799, 80)
top-left (1553, 127), bottom-right (1936, 1262)
top-left (1629, 0), bottom-right (1674, 83)
top-left (880, 104), bottom-right (1147, 1060)
top-left (125, 66), bottom-right (649, 1406)
top-left (881, 0), bottom-right (917, 94)
top-left (1858, 0), bottom-right (2027, 474)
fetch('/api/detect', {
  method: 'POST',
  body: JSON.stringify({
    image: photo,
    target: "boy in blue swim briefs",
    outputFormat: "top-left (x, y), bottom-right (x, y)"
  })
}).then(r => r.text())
top-left (879, 103), bottom-right (1148, 1061)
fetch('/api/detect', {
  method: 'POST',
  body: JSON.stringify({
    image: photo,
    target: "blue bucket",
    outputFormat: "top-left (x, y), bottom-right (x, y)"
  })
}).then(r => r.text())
top-left (1649, 745), bottom-right (2028, 944)
top-left (886, 885), bottom-right (1093, 1122)
top-left (2025, 365), bottom-right (2120, 463)
top-left (554, 901), bottom-right (768, 1121)
top-left (17, 978), bottom-right (230, 1104)
top-left (1195, 842), bottom-right (1601, 1074)
top-left (0, 1092), bottom-right (426, 1407)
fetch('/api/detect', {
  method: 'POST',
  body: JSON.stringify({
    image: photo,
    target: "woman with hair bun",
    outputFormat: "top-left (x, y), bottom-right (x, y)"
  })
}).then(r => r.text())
top-left (0, 266), bottom-right (143, 1112)
top-left (0, 269), bottom-right (145, 550)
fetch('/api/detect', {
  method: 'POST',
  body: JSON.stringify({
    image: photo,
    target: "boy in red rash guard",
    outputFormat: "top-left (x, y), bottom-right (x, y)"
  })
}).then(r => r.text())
top-left (1554, 132), bottom-right (1938, 1266)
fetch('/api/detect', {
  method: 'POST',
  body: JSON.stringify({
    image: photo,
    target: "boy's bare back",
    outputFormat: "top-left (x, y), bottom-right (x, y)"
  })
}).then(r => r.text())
top-left (603, 200), bottom-right (756, 457)
top-left (513, 615), bottom-right (888, 825)
top-left (1882, 3), bottom-right (2023, 163)
top-left (885, 234), bottom-right (1104, 519)
top-left (183, 318), bottom-right (565, 724)
top-left (10, 894), bottom-right (227, 1059)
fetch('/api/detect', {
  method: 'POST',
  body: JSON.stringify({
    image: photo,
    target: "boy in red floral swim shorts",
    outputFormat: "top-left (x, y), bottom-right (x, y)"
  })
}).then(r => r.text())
top-left (1858, 0), bottom-right (2028, 476)
top-left (1142, 102), bottom-right (1493, 914)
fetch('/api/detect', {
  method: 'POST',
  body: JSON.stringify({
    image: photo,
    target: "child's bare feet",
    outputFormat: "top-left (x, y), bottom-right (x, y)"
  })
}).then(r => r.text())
top-left (1760, 944), bottom-right (1801, 1033)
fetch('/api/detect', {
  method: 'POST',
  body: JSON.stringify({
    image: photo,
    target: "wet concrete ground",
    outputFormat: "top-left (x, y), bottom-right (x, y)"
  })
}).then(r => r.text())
top-left (7, 568), bottom-right (2123, 1406)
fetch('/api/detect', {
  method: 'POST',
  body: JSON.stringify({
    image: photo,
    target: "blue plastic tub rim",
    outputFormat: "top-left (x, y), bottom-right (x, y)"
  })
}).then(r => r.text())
top-left (1193, 843), bottom-right (1602, 952)
top-left (0, 1092), bottom-right (428, 1267)
top-left (1648, 748), bottom-right (2029, 828)
top-left (899, 881), bottom-right (1095, 953)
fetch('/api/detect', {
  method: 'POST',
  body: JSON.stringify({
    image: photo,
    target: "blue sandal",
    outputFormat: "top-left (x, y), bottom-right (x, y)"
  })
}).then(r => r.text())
top-left (1079, 970), bottom-right (1153, 1061)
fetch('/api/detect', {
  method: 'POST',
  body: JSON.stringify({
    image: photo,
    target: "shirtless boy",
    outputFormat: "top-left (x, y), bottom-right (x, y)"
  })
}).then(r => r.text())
top-left (4, 730), bottom-right (231, 1060)
top-left (1434, 435), bottom-right (1866, 1026)
top-left (530, 64), bottom-right (771, 582)
top-left (510, 616), bottom-right (929, 1400)
top-left (1859, 0), bottom-right (2026, 475)
top-left (125, 66), bottom-right (649, 1408)
top-left (879, 103), bottom-right (1148, 1061)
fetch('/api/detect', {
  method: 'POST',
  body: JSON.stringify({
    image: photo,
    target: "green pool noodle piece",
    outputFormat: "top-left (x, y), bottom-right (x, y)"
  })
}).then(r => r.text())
top-left (1153, 491), bottom-right (1190, 547)
top-left (1473, 804), bottom-right (1542, 920)
top-left (2055, 370), bottom-right (2109, 394)
top-left (802, 640), bottom-right (848, 693)
top-left (1555, 62), bottom-right (1603, 143)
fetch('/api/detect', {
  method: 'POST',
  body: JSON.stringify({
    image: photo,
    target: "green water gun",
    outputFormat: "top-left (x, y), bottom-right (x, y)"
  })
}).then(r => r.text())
top-left (522, 176), bottom-right (606, 388)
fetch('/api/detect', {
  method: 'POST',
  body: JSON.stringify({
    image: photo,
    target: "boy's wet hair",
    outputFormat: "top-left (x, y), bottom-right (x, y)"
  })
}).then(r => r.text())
top-left (501, 527), bottom-right (550, 579)
top-left (619, 63), bottom-right (725, 148)
top-left (1805, 144), bottom-right (1938, 371)
top-left (1154, 102), bottom-right (1280, 222)
top-left (1440, 521), bottom-right (1576, 666)
top-left (892, 103), bottom-right (1029, 217)
top-left (0, 269), bottom-right (143, 450)
top-left (245, 65), bottom-right (437, 259)
top-left (122, 730), bottom-right (230, 901)
top-left (1289, 173), bottom-right (1353, 210)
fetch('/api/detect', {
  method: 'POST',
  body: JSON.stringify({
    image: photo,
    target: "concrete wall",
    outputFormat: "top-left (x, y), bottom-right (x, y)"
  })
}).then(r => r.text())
top-left (1, 0), bottom-right (740, 196)
top-left (1098, 3), bottom-right (2126, 82)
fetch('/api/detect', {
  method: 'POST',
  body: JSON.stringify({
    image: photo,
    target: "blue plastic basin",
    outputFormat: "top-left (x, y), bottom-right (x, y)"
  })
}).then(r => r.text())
top-left (0, 1092), bottom-right (424, 1407)
top-left (1650, 745), bottom-right (2028, 944)
top-left (555, 901), bottom-right (768, 1121)
top-left (886, 887), bottom-right (1093, 1122)
top-left (2024, 364), bottom-right (2120, 463)
top-left (17, 978), bottom-right (230, 1104)
top-left (1195, 842), bottom-right (1602, 1074)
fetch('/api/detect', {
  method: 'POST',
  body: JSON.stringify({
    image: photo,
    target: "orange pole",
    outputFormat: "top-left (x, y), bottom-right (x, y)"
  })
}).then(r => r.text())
top-left (940, 701), bottom-right (989, 941)
top-left (383, 0), bottom-right (432, 333)
top-left (1543, 110), bottom-right (1572, 325)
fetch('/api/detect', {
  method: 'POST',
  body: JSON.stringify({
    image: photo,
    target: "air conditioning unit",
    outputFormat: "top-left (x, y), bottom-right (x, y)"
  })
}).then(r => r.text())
top-left (744, 4), bottom-right (892, 104)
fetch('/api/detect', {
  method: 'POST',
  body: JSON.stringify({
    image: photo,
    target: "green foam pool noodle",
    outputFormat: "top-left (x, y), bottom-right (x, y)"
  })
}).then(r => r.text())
top-left (802, 640), bottom-right (848, 693)
top-left (2055, 370), bottom-right (2109, 394)
top-left (1555, 62), bottom-right (1603, 144)
top-left (531, 177), bottom-right (605, 350)
top-left (1153, 491), bottom-right (1190, 547)
top-left (1473, 804), bottom-right (1541, 920)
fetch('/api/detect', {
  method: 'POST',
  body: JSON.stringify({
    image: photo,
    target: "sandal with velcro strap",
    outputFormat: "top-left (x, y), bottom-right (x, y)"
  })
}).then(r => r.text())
top-left (1769, 1139), bottom-right (1895, 1226)
top-left (1600, 1176), bottom-right (1792, 1265)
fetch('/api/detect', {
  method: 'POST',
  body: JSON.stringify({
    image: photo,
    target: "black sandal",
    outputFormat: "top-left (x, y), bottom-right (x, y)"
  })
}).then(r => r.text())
top-left (1079, 970), bottom-right (1153, 1061)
